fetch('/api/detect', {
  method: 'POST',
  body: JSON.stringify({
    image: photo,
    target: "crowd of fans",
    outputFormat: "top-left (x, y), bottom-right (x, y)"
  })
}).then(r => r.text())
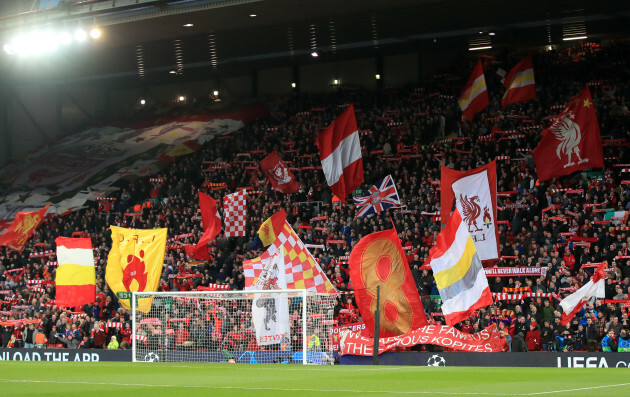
top-left (1, 40), bottom-right (630, 354)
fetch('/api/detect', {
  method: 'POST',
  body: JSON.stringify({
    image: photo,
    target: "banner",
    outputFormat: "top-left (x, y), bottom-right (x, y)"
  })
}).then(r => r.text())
top-left (329, 322), bottom-right (367, 352)
top-left (105, 226), bottom-right (167, 313)
top-left (484, 267), bottom-right (547, 277)
top-left (339, 324), bottom-right (503, 356)
top-left (0, 103), bottom-right (269, 221)
top-left (250, 251), bottom-right (290, 346)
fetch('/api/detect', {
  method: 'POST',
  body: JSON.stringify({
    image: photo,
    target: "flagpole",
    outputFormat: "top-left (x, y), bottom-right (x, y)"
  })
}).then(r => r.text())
top-left (372, 285), bottom-right (380, 365)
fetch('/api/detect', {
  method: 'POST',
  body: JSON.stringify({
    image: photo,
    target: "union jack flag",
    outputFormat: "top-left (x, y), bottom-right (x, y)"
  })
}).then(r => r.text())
top-left (353, 175), bottom-right (400, 217)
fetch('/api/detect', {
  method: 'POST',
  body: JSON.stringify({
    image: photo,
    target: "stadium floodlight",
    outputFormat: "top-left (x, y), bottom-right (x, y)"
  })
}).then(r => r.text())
top-left (90, 28), bottom-right (101, 39)
top-left (74, 29), bottom-right (88, 42)
top-left (131, 290), bottom-right (336, 364)
top-left (563, 35), bottom-right (587, 41)
top-left (469, 45), bottom-right (492, 51)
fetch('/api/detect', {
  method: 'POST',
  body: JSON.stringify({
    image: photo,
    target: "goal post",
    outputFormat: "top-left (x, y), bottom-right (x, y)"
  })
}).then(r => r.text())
top-left (131, 290), bottom-right (337, 364)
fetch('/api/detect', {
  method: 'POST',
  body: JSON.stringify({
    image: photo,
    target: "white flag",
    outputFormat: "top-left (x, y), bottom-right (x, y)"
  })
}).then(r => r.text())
top-left (250, 250), bottom-right (290, 346)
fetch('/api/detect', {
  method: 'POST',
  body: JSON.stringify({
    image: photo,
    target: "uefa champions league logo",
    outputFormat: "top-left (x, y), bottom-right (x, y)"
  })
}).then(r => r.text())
top-left (426, 354), bottom-right (446, 366)
top-left (144, 352), bottom-right (160, 362)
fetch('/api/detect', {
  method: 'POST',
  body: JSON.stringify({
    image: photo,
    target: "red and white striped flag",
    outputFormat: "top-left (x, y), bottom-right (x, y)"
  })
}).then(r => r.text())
top-left (458, 60), bottom-right (489, 121)
top-left (223, 190), bottom-right (247, 237)
top-left (559, 262), bottom-right (606, 325)
top-left (502, 55), bottom-right (536, 108)
top-left (316, 105), bottom-right (363, 203)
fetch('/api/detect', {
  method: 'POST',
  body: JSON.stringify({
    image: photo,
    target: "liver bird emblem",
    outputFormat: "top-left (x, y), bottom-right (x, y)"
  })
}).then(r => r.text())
top-left (460, 194), bottom-right (482, 233)
top-left (551, 110), bottom-right (588, 168)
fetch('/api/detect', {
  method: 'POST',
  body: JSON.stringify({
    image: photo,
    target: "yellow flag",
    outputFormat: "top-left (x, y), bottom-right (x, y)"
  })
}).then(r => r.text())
top-left (105, 226), bottom-right (167, 313)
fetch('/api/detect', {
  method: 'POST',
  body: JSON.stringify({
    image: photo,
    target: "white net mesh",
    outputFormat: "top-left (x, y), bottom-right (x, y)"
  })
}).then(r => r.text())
top-left (132, 290), bottom-right (337, 364)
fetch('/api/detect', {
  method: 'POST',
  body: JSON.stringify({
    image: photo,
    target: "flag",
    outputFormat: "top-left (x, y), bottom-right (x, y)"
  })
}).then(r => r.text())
top-left (604, 210), bottom-right (629, 226)
top-left (105, 226), bottom-right (167, 313)
top-left (353, 174), bottom-right (400, 217)
top-left (458, 60), bottom-right (489, 121)
top-left (349, 228), bottom-right (427, 337)
top-left (0, 204), bottom-right (50, 252)
top-left (559, 263), bottom-right (606, 325)
top-left (187, 192), bottom-right (221, 259)
top-left (260, 150), bottom-right (299, 193)
top-left (316, 104), bottom-right (363, 203)
top-left (243, 209), bottom-right (336, 294)
top-left (55, 237), bottom-right (95, 308)
top-left (249, 250), bottom-right (290, 346)
top-left (427, 208), bottom-right (493, 326)
top-left (223, 190), bottom-right (247, 237)
top-left (502, 55), bottom-right (536, 108)
top-left (441, 160), bottom-right (499, 263)
top-left (533, 87), bottom-right (604, 181)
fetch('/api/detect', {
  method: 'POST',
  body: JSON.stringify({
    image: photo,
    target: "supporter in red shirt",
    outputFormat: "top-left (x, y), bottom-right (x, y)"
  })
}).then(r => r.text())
top-left (526, 322), bottom-right (541, 351)
top-left (173, 277), bottom-right (192, 291)
top-left (174, 323), bottom-right (190, 347)
top-left (119, 323), bottom-right (132, 344)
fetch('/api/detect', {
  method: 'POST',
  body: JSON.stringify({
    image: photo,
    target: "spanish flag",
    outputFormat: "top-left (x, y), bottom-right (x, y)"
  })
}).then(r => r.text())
top-left (55, 237), bottom-right (95, 308)
top-left (105, 226), bottom-right (167, 313)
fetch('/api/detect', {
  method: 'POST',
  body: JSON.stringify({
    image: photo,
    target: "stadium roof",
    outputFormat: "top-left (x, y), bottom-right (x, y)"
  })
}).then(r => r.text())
top-left (0, 0), bottom-right (629, 86)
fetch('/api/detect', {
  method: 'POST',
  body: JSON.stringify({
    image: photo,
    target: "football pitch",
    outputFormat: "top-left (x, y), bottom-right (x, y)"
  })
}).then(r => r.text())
top-left (0, 361), bottom-right (629, 396)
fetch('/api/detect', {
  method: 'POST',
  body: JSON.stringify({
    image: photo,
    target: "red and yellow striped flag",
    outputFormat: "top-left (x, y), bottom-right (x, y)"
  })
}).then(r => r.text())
top-left (55, 237), bottom-right (95, 308)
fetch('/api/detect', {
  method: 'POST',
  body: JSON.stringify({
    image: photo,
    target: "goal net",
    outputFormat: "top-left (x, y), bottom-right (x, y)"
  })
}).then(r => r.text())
top-left (131, 290), bottom-right (337, 364)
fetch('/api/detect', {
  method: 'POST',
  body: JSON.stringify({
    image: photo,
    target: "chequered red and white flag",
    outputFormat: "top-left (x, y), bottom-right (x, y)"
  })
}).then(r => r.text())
top-left (223, 190), bottom-right (247, 237)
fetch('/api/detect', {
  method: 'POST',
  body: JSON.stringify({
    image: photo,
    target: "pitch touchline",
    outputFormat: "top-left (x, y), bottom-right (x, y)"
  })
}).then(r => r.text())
top-left (1, 377), bottom-right (629, 396)
top-left (0, 378), bottom-right (520, 395)
top-left (525, 382), bottom-right (630, 395)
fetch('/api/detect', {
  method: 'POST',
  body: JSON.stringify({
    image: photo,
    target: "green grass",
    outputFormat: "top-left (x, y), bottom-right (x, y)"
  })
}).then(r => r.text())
top-left (0, 362), bottom-right (629, 396)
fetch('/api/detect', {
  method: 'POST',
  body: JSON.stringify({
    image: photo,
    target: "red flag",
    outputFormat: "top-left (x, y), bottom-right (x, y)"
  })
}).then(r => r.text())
top-left (259, 150), bottom-right (298, 193)
top-left (458, 60), bottom-right (489, 121)
top-left (348, 228), bottom-right (427, 337)
top-left (533, 87), bottom-right (604, 181)
top-left (317, 105), bottom-right (363, 203)
top-left (502, 55), bottom-right (536, 108)
top-left (0, 204), bottom-right (50, 252)
top-left (187, 192), bottom-right (221, 260)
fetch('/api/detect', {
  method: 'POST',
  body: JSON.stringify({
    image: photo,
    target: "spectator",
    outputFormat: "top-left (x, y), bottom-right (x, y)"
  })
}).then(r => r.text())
top-left (23, 323), bottom-right (37, 349)
top-left (526, 322), bottom-right (541, 351)
top-left (107, 335), bottom-right (119, 350)
top-left (601, 330), bottom-right (617, 352)
top-left (618, 329), bottom-right (630, 352)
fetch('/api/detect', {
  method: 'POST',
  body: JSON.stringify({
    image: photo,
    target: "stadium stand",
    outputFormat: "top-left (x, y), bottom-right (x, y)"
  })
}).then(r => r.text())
top-left (1, 40), bottom-right (630, 354)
